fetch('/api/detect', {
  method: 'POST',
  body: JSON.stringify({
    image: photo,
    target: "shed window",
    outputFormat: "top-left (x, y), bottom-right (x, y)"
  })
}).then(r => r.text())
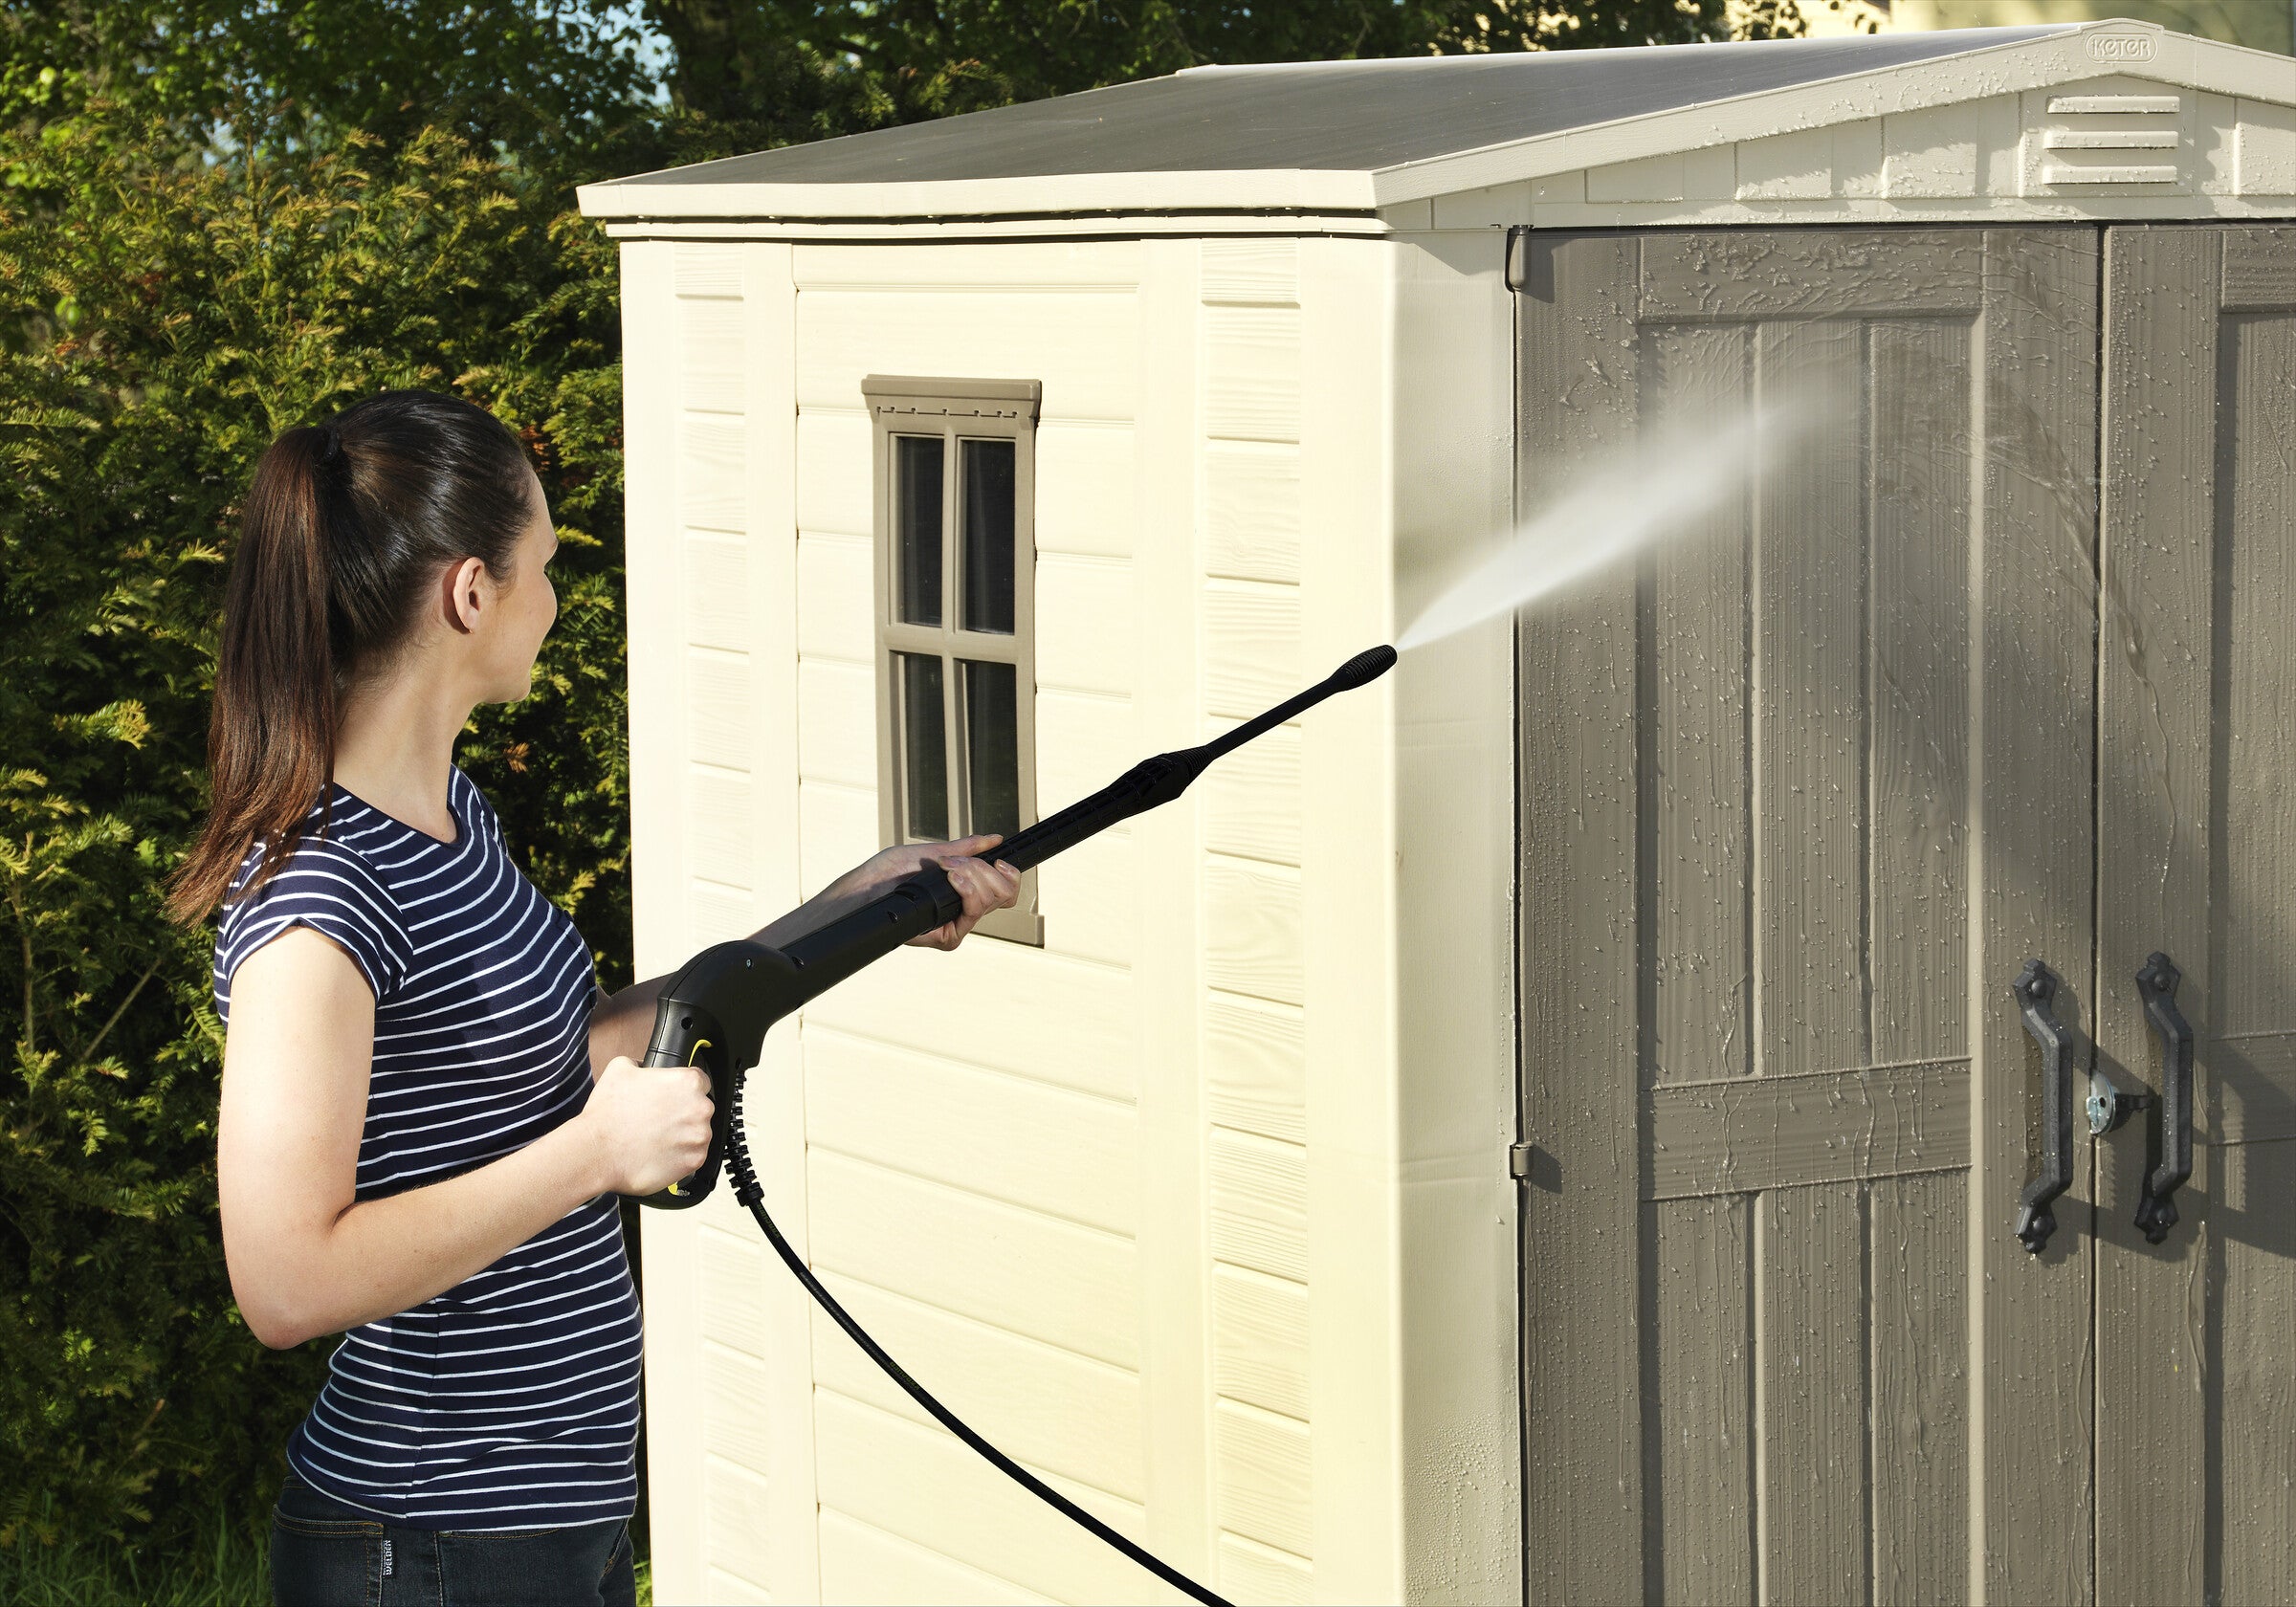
top-left (864, 376), bottom-right (1043, 945)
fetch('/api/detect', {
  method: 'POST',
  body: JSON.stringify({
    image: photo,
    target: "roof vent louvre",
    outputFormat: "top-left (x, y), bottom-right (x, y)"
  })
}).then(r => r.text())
top-left (2035, 88), bottom-right (2183, 187)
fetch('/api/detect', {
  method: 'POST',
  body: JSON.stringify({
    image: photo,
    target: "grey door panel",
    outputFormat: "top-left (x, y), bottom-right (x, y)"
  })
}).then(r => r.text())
top-left (1516, 227), bottom-right (2102, 1605)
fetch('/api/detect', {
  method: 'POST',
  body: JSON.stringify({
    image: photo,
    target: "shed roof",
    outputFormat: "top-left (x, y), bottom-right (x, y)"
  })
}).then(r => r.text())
top-left (579, 20), bottom-right (2296, 223)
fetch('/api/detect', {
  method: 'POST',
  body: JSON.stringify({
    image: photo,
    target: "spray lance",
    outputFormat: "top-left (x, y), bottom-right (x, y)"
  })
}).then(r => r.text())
top-left (633, 644), bottom-right (1396, 1607)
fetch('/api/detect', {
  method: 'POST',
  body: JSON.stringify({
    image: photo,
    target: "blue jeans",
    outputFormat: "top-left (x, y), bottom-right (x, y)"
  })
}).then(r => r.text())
top-left (269, 1474), bottom-right (636, 1607)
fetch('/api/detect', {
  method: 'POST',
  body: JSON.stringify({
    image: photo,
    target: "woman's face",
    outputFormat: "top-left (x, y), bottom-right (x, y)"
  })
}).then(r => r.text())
top-left (475, 473), bottom-right (560, 704)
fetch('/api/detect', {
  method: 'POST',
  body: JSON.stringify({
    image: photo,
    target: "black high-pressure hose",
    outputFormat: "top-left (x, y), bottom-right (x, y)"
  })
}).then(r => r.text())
top-left (636, 644), bottom-right (1397, 1605)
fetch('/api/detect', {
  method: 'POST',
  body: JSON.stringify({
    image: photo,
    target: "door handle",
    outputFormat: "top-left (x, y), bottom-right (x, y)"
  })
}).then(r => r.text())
top-left (2132, 952), bottom-right (2194, 1244)
top-left (2012, 958), bottom-right (2077, 1254)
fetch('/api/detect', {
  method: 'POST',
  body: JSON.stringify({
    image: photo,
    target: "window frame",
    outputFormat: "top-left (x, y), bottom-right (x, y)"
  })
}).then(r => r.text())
top-left (863, 374), bottom-right (1045, 946)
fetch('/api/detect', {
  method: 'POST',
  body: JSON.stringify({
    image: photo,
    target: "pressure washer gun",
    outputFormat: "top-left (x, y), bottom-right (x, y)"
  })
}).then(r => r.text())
top-left (636, 642), bottom-right (1397, 1211)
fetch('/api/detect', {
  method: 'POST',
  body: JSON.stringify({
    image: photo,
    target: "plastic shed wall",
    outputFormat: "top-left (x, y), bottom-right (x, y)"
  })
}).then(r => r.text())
top-left (621, 233), bottom-right (1523, 1605)
top-left (1386, 230), bottom-right (1522, 1607)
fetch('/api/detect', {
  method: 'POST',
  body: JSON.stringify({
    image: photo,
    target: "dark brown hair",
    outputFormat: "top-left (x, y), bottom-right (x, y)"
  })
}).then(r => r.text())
top-left (168, 390), bottom-right (536, 923)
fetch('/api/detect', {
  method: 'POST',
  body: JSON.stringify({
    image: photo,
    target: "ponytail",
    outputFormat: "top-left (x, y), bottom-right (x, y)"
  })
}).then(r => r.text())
top-left (168, 392), bottom-right (535, 923)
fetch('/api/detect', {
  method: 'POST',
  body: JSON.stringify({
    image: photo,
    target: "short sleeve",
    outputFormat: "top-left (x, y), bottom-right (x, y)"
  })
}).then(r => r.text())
top-left (215, 838), bottom-right (411, 1002)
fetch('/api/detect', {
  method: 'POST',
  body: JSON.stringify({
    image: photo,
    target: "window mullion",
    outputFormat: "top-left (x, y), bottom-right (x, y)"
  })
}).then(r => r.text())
top-left (941, 428), bottom-right (964, 840)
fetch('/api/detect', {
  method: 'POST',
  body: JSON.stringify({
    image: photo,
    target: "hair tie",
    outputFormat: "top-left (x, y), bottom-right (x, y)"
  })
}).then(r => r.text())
top-left (316, 422), bottom-right (344, 467)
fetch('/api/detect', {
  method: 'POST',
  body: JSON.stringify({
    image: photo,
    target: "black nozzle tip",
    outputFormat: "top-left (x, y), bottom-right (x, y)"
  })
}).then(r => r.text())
top-left (1329, 644), bottom-right (1399, 691)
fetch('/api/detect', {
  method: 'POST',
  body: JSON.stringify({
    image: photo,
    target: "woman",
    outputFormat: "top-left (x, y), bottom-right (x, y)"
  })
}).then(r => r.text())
top-left (169, 391), bottom-right (1018, 1606)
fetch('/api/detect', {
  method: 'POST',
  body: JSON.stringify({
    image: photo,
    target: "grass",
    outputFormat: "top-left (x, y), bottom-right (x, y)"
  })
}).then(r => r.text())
top-left (0, 1509), bottom-right (271, 1606)
top-left (0, 1511), bottom-right (653, 1606)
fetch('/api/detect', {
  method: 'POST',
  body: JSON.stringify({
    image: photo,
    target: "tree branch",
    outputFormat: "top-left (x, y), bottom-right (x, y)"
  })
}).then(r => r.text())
top-left (8, 878), bottom-right (34, 1058)
top-left (76, 954), bottom-right (164, 1070)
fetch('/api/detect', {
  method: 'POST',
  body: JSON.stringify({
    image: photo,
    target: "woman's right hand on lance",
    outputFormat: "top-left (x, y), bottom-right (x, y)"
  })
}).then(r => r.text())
top-left (584, 1055), bottom-right (713, 1197)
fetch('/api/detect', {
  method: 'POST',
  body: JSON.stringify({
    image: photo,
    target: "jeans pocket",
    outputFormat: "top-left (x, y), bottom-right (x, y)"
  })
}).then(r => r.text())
top-left (436, 1520), bottom-right (627, 1607)
top-left (270, 1509), bottom-right (383, 1607)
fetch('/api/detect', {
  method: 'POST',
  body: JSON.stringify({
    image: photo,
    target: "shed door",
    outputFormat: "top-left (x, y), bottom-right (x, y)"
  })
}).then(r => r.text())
top-left (2095, 223), bottom-right (2296, 1607)
top-left (1515, 229), bottom-right (2102, 1604)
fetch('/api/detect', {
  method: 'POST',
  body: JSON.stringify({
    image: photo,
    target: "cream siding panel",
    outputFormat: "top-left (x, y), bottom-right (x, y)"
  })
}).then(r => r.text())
top-left (1203, 718), bottom-right (1302, 866)
top-left (1588, 151), bottom-right (1689, 204)
top-left (795, 290), bottom-right (1138, 421)
top-left (795, 655), bottom-right (875, 788)
top-left (1034, 826), bottom-right (1136, 969)
top-left (1034, 422), bottom-right (1136, 560)
top-left (2202, 91), bottom-right (2241, 194)
top-left (1737, 120), bottom-right (1885, 199)
top-left (679, 415), bottom-right (748, 531)
top-left (1429, 180), bottom-right (1536, 228)
top-left (698, 1224), bottom-right (775, 1360)
top-left (640, 240), bottom-right (822, 1607)
top-left (703, 1566), bottom-right (771, 1607)
top-left (684, 765), bottom-right (754, 890)
top-left (1211, 1266), bottom-right (1312, 1421)
top-left (811, 1396), bottom-right (1172, 1605)
top-left (794, 531), bottom-right (872, 663)
top-left (818, 1509), bottom-right (1055, 1606)
top-left (1203, 305), bottom-right (1302, 442)
top-left (806, 1150), bottom-right (1139, 1370)
top-left (1203, 441), bottom-right (1303, 584)
top-left (1200, 238), bottom-right (1298, 305)
top-left (1684, 144), bottom-right (1738, 199)
top-left (809, 1271), bottom-right (1144, 1501)
top-left (1885, 102), bottom-right (1984, 195)
top-left (1531, 170), bottom-right (1586, 206)
top-left (682, 530), bottom-right (751, 651)
top-left (705, 1458), bottom-right (775, 1597)
top-left (798, 780), bottom-right (877, 901)
top-left (1204, 857), bottom-right (1304, 1007)
top-left (1209, 1127), bottom-right (1309, 1285)
top-left (1035, 553), bottom-right (1135, 697)
top-left (1204, 993), bottom-right (1307, 1146)
top-left (803, 1024), bottom-right (1137, 1235)
top-left (1130, 234), bottom-right (1218, 1580)
top-left (674, 243), bottom-right (743, 297)
top-left (2239, 98), bottom-right (2296, 190)
top-left (1035, 689), bottom-right (1137, 817)
top-left (704, 1341), bottom-right (774, 1470)
top-left (688, 879), bottom-right (755, 945)
top-left (806, 940), bottom-right (1137, 1103)
top-left (686, 647), bottom-right (755, 774)
top-left (795, 407), bottom-right (872, 538)
top-left (1293, 233), bottom-right (1404, 1598)
top-left (1203, 580), bottom-right (1303, 721)
top-left (1218, 1535), bottom-right (1314, 1606)
top-left (795, 240), bottom-right (1142, 291)
top-left (1213, 1401), bottom-right (1314, 1558)
top-left (681, 297), bottom-right (748, 414)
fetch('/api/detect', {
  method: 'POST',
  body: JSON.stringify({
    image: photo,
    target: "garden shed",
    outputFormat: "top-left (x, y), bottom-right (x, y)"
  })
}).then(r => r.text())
top-left (580, 20), bottom-right (2296, 1604)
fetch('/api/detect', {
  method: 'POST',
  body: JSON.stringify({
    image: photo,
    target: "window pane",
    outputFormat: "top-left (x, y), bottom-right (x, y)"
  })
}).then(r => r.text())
top-left (960, 659), bottom-right (1020, 842)
top-left (894, 436), bottom-right (944, 626)
top-left (960, 438), bottom-right (1016, 635)
top-left (897, 652), bottom-right (948, 840)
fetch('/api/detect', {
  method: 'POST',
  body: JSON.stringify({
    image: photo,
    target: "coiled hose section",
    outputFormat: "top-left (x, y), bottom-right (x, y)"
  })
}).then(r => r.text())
top-left (720, 1071), bottom-right (1234, 1607)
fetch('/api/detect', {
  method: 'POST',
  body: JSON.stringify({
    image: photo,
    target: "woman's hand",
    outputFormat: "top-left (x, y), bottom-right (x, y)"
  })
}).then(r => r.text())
top-left (579, 1057), bottom-right (715, 1196)
top-left (847, 833), bottom-right (1022, 950)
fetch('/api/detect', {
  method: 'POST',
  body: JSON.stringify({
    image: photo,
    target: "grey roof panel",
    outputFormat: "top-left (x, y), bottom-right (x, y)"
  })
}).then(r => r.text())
top-left (630, 29), bottom-right (2071, 188)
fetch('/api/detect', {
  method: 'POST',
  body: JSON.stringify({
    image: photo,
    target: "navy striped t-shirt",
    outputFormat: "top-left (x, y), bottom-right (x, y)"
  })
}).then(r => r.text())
top-left (213, 769), bottom-right (641, 1530)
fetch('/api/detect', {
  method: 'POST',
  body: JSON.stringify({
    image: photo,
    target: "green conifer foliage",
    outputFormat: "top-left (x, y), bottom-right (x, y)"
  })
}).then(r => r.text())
top-left (0, 112), bottom-right (630, 1551)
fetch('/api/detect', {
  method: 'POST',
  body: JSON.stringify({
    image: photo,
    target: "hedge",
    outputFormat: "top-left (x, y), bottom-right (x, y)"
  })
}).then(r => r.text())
top-left (0, 107), bottom-right (630, 1552)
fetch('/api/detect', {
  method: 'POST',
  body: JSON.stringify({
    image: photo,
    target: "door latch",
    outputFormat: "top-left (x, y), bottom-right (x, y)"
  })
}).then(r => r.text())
top-left (2133, 952), bottom-right (2194, 1244)
top-left (2012, 958), bottom-right (2077, 1254)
